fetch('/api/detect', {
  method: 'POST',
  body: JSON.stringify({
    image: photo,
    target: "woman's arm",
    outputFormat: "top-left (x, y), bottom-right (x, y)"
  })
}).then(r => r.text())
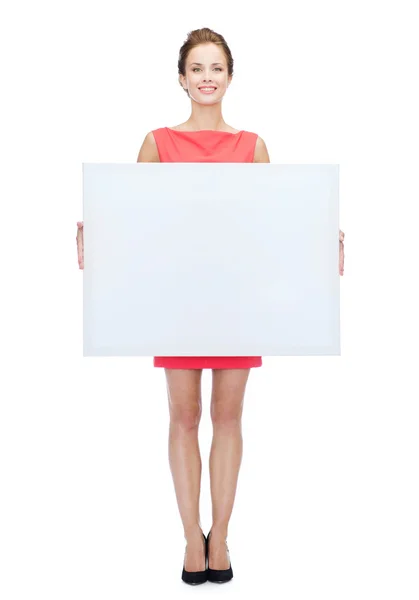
top-left (253, 136), bottom-right (270, 163)
top-left (137, 132), bottom-right (160, 162)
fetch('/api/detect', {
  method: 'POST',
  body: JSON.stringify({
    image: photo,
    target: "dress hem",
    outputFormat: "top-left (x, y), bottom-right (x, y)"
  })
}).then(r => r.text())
top-left (153, 357), bottom-right (262, 369)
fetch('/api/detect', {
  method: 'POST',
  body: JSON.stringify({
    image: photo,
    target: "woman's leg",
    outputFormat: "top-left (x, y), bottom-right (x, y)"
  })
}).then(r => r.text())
top-left (208, 368), bottom-right (251, 569)
top-left (165, 368), bottom-right (206, 571)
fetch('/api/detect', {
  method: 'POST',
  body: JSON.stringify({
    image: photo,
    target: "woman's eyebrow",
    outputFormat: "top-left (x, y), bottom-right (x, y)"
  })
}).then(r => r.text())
top-left (189, 62), bottom-right (224, 66)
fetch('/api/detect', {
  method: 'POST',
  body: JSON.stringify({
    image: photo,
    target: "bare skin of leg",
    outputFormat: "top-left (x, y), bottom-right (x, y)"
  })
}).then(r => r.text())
top-left (165, 368), bottom-right (206, 572)
top-left (208, 368), bottom-right (250, 569)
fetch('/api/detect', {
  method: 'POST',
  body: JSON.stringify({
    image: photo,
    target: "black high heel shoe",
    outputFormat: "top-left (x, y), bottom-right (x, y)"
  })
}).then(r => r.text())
top-left (181, 531), bottom-right (208, 585)
top-left (207, 529), bottom-right (233, 583)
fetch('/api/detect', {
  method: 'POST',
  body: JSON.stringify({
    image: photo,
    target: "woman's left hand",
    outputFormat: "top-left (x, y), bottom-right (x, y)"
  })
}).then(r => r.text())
top-left (339, 229), bottom-right (345, 276)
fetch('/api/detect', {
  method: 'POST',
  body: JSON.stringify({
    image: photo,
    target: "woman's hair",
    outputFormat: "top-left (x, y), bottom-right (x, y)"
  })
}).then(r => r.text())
top-left (178, 27), bottom-right (234, 98)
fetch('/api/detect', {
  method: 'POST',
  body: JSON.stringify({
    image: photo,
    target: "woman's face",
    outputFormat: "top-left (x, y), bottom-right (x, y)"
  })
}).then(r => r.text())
top-left (180, 43), bottom-right (232, 104)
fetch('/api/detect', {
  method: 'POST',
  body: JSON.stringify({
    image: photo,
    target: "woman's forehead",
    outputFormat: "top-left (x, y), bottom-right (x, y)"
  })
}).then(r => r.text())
top-left (187, 45), bottom-right (225, 64)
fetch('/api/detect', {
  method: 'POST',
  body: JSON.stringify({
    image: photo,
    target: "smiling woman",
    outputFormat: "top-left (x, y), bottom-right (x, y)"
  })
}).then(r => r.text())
top-left (136, 28), bottom-right (266, 586)
top-left (76, 25), bottom-right (345, 588)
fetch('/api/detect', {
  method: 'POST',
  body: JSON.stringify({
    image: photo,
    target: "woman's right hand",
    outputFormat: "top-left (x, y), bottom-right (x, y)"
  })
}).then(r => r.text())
top-left (76, 221), bottom-right (84, 269)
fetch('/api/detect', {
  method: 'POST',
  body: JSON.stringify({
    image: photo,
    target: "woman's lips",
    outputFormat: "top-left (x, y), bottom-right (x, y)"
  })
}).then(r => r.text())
top-left (199, 87), bottom-right (217, 94)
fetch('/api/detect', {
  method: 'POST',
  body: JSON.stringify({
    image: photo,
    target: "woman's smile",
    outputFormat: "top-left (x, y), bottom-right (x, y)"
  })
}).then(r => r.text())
top-left (198, 87), bottom-right (217, 94)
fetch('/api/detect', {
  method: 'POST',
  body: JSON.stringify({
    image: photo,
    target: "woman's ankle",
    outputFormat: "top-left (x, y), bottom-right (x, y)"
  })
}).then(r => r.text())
top-left (209, 523), bottom-right (228, 539)
top-left (184, 523), bottom-right (204, 541)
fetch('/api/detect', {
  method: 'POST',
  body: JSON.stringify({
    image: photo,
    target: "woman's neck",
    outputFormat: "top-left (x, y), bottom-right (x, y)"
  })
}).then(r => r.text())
top-left (185, 109), bottom-right (227, 132)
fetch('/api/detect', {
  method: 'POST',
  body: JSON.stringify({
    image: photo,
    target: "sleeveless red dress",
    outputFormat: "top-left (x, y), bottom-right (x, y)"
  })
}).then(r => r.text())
top-left (151, 126), bottom-right (262, 370)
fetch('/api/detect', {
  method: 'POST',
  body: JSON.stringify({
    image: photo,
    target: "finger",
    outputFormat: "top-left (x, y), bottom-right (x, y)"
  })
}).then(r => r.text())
top-left (76, 228), bottom-right (83, 261)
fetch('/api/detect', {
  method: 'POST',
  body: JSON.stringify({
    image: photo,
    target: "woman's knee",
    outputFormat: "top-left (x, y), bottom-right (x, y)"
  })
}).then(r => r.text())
top-left (210, 403), bottom-right (243, 427)
top-left (169, 404), bottom-right (202, 430)
top-left (210, 369), bottom-right (249, 426)
top-left (165, 369), bottom-right (202, 430)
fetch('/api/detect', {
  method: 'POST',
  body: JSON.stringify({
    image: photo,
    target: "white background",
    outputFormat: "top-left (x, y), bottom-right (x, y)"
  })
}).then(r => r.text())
top-left (1, 0), bottom-right (418, 598)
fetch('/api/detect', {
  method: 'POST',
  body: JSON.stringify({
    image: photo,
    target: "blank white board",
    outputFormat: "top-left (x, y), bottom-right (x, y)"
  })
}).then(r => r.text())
top-left (82, 163), bottom-right (340, 357)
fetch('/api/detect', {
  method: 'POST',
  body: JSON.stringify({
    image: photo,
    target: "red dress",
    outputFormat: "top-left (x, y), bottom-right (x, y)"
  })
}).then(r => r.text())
top-left (151, 126), bottom-right (262, 370)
